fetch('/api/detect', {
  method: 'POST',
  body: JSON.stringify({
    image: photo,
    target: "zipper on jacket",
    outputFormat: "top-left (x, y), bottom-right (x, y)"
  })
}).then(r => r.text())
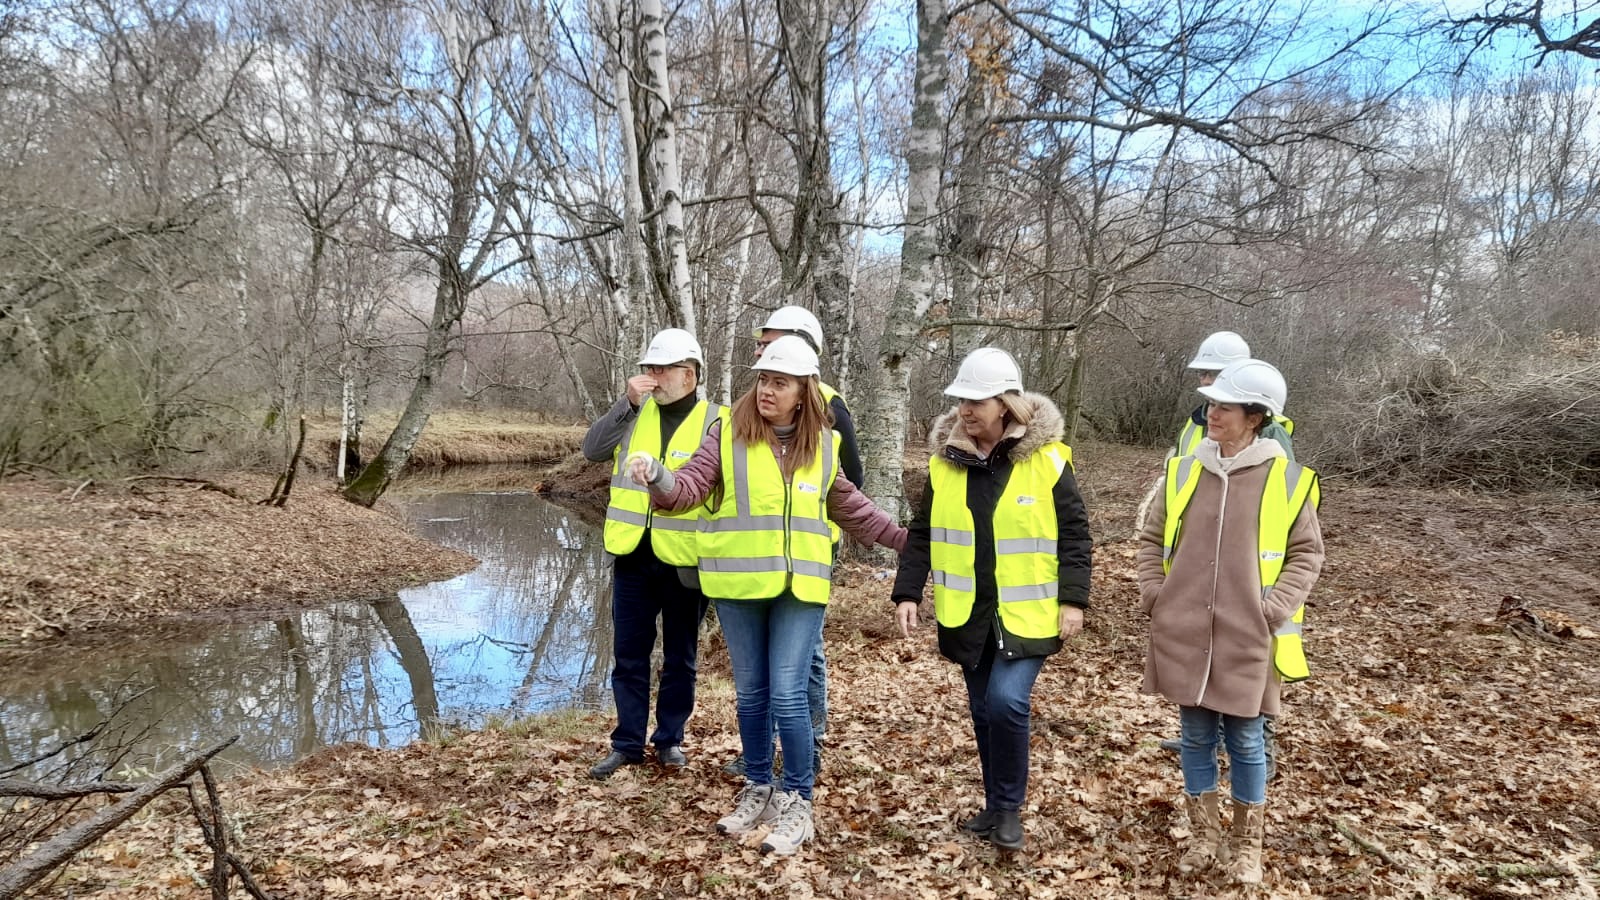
top-left (782, 471), bottom-right (794, 579)
top-left (1195, 472), bottom-right (1228, 706)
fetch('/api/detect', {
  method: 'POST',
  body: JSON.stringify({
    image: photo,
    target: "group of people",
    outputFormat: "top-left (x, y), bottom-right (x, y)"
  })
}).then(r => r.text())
top-left (580, 314), bottom-right (1325, 884)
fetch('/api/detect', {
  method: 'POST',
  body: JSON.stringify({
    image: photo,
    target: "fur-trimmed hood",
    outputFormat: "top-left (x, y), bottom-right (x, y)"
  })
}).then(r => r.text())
top-left (929, 391), bottom-right (1066, 463)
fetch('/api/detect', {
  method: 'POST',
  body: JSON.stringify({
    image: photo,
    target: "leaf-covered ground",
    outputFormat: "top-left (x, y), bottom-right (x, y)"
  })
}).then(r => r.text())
top-left (32, 444), bottom-right (1600, 898)
top-left (0, 474), bottom-right (477, 654)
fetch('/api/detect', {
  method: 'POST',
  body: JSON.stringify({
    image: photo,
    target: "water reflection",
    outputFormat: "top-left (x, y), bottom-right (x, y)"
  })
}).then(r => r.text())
top-left (0, 485), bottom-right (613, 773)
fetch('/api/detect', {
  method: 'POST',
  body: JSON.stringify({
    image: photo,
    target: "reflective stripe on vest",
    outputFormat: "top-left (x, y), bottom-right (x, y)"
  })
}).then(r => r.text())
top-left (698, 417), bottom-right (839, 604)
top-left (927, 442), bottom-right (1073, 640)
top-left (601, 398), bottom-right (723, 565)
top-left (1161, 455), bottom-right (1321, 682)
top-left (1176, 421), bottom-right (1205, 458)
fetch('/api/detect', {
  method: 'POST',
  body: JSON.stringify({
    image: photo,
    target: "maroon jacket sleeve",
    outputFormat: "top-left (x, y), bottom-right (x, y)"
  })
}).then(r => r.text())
top-left (828, 477), bottom-right (908, 552)
top-left (648, 421), bottom-right (723, 513)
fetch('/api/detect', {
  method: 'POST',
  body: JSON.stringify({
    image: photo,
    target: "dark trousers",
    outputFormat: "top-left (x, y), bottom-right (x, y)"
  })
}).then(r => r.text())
top-left (608, 539), bottom-right (710, 757)
top-left (962, 640), bottom-right (1046, 813)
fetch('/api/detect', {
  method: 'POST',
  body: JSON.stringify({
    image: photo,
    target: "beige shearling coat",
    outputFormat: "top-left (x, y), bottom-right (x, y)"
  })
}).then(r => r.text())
top-left (1137, 438), bottom-right (1325, 718)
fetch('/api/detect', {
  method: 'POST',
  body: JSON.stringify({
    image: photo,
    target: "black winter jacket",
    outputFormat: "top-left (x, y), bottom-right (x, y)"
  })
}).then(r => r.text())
top-left (892, 393), bottom-right (1092, 670)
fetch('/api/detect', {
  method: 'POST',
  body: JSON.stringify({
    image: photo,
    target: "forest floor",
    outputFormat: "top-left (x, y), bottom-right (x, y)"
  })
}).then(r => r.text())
top-left (7, 438), bottom-right (1600, 898)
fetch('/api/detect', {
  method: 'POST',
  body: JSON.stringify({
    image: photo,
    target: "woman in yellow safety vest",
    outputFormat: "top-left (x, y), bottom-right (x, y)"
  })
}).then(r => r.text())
top-left (1137, 358), bottom-right (1325, 886)
top-left (627, 335), bottom-right (906, 858)
top-left (891, 348), bottom-right (1093, 852)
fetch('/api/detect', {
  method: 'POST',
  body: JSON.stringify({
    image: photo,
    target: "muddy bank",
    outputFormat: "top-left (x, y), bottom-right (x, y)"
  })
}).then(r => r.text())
top-left (0, 472), bottom-right (478, 655)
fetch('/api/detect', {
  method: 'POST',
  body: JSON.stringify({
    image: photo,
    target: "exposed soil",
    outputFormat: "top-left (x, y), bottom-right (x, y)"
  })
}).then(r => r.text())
top-left (8, 441), bottom-right (1600, 898)
top-left (0, 473), bottom-right (477, 658)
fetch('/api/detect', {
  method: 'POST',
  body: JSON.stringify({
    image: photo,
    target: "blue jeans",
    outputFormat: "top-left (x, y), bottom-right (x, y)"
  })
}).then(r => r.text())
top-left (716, 594), bottom-right (825, 799)
top-left (808, 642), bottom-right (827, 738)
top-left (1178, 706), bottom-right (1267, 804)
top-left (962, 642), bottom-right (1046, 813)
top-left (607, 542), bottom-right (710, 757)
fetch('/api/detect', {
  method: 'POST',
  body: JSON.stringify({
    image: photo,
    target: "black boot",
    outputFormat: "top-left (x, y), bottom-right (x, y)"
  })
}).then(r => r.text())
top-left (589, 750), bottom-right (642, 780)
top-left (961, 808), bottom-right (998, 836)
top-left (988, 810), bottom-right (1024, 850)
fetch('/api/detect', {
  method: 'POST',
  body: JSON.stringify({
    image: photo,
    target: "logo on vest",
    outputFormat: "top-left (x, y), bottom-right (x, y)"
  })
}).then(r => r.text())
top-left (797, 482), bottom-right (820, 494)
top-left (669, 450), bottom-right (692, 460)
top-left (1016, 495), bottom-right (1036, 505)
top-left (1260, 550), bottom-right (1284, 561)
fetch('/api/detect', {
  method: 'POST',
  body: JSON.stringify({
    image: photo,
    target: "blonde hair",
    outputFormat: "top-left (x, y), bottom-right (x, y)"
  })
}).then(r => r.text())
top-left (730, 374), bottom-right (834, 478)
top-left (997, 391), bottom-right (1033, 427)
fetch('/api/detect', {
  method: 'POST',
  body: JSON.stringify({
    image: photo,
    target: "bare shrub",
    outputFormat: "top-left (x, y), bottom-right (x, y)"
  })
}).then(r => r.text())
top-left (1305, 335), bottom-right (1600, 491)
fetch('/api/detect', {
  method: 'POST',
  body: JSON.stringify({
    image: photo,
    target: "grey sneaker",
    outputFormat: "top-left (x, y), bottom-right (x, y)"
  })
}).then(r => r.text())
top-left (760, 791), bottom-right (814, 856)
top-left (715, 782), bottom-right (776, 835)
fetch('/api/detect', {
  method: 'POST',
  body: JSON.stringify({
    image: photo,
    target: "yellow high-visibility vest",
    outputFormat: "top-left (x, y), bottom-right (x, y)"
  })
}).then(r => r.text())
top-left (698, 418), bottom-right (840, 604)
top-left (1177, 414), bottom-right (1296, 457)
top-left (1161, 455), bottom-right (1320, 682)
top-left (602, 398), bottom-right (723, 566)
top-left (927, 442), bottom-right (1072, 641)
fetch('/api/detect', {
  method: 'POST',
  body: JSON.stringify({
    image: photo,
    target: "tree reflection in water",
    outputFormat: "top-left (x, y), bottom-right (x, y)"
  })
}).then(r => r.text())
top-left (0, 486), bottom-right (612, 773)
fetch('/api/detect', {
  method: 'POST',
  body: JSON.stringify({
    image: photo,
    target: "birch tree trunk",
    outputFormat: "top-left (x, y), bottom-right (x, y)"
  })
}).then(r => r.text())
top-left (720, 208), bottom-right (757, 405)
top-left (342, 277), bottom-right (463, 505)
top-left (776, 0), bottom-right (852, 377)
top-left (607, 0), bottom-right (650, 368)
top-left (949, 6), bottom-right (1000, 361)
top-left (861, 0), bottom-right (949, 522)
top-left (638, 0), bottom-right (695, 332)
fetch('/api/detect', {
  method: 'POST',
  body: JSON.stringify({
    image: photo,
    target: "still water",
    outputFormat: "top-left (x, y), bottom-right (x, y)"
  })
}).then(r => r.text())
top-left (0, 476), bottom-right (614, 775)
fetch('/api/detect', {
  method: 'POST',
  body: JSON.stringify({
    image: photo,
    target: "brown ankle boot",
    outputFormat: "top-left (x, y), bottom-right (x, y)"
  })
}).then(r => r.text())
top-left (1178, 791), bottom-right (1229, 873)
top-left (1229, 799), bottom-right (1266, 885)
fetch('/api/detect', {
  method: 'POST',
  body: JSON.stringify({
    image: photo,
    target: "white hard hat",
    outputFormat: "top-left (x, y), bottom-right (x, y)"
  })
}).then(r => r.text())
top-left (754, 305), bottom-right (825, 352)
top-left (944, 347), bottom-right (1024, 400)
top-left (1198, 358), bottom-right (1287, 416)
top-left (1187, 331), bottom-right (1251, 371)
top-left (750, 334), bottom-right (819, 377)
top-left (638, 328), bottom-right (704, 367)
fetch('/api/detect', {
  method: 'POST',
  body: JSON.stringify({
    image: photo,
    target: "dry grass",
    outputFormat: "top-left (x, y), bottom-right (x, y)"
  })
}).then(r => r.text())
top-left (304, 409), bottom-right (588, 470)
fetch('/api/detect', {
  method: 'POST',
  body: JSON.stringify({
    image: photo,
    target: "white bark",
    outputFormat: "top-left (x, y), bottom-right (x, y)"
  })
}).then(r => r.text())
top-left (639, 0), bottom-right (696, 332)
top-left (720, 208), bottom-right (757, 405)
top-left (606, 0), bottom-right (650, 372)
top-left (862, 0), bottom-right (949, 522)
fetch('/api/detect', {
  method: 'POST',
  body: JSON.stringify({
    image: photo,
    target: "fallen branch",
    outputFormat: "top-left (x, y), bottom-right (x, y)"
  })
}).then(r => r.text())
top-left (1333, 817), bottom-right (1408, 870)
top-left (1478, 861), bottom-right (1575, 880)
top-left (67, 479), bottom-right (93, 501)
top-left (4, 600), bottom-right (65, 636)
top-left (123, 475), bottom-right (246, 501)
top-left (0, 778), bottom-right (138, 799)
top-left (0, 735), bottom-right (238, 900)
top-left (186, 767), bottom-right (275, 900)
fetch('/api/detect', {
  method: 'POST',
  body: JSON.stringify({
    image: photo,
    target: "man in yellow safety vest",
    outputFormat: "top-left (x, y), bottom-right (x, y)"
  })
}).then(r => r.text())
top-left (582, 328), bottom-right (724, 779)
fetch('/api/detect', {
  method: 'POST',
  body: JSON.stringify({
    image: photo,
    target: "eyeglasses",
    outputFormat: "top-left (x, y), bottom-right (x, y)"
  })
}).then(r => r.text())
top-left (643, 364), bottom-right (693, 375)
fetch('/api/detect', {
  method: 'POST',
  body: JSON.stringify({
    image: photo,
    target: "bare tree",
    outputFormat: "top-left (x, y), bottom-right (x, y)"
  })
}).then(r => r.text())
top-left (337, 0), bottom-right (545, 506)
top-left (1450, 3), bottom-right (1600, 61)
